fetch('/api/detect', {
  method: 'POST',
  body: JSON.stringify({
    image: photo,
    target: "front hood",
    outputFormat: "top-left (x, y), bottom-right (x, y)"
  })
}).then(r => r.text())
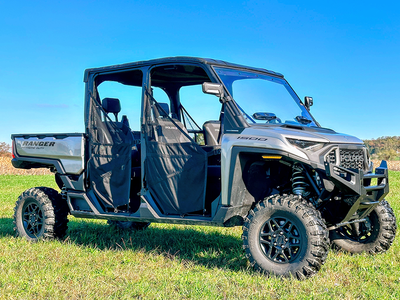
top-left (244, 124), bottom-right (363, 144)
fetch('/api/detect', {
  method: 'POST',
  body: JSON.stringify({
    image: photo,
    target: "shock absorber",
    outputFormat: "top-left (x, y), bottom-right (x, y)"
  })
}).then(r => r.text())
top-left (292, 164), bottom-right (310, 197)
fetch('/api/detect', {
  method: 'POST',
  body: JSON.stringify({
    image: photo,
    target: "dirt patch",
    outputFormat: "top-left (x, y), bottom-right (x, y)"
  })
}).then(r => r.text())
top-left (372, 160), bottom-right (400, 171)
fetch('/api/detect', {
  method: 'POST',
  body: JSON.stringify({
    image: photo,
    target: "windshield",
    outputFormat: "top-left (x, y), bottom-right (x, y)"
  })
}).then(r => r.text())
top-left (214, 67), bottom-right (318, 127)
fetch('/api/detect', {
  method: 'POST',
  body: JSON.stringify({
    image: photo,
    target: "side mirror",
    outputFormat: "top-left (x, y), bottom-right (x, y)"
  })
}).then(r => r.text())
top-left (304, 96), bottom-right (313, 110)
top-left (202, 82), bottom-right (224, 98)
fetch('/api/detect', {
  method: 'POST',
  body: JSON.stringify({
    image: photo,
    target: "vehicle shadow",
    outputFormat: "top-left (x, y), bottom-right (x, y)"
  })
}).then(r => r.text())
top-left (0, 217), bottom-right (249, 272)
top-left (67, 220), bottom-right (248, 272)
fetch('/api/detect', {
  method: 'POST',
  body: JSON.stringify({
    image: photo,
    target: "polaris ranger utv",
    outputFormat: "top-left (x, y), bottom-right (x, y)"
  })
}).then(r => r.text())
top-left (11, 57), bottom-right (396, 279)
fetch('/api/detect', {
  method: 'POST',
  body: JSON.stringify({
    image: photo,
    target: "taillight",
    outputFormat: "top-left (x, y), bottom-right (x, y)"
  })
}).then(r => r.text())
top-left (11, 140), bottom-right (15, 159)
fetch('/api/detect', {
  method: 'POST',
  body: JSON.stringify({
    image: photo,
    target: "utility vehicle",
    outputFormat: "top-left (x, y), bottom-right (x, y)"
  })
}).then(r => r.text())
top-left (11, 57), bottom-right (396, 279)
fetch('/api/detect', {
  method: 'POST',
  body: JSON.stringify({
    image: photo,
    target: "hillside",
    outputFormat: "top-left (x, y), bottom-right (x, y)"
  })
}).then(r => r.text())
top-left (363, 136), bottom-right (400, 161)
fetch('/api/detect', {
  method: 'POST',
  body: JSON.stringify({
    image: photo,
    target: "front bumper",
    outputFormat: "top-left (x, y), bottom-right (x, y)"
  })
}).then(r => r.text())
top-left (325, 160), bottom-right (389, 227)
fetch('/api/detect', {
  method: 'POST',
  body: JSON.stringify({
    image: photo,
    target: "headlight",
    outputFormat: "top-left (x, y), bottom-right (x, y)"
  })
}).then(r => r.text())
top-left (287, 138), bottom-right (325, 152)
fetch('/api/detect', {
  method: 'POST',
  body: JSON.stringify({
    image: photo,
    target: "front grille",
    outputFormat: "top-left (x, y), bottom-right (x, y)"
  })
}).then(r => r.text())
top-left (327, 150), bottom-right (336, 165)
top-left (326, 148), bottom-right (365, 170)
top-left (340, 149), bottom-right (365, 169)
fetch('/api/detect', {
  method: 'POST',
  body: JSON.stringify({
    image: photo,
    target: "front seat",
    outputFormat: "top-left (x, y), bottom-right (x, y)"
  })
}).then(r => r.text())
top-left (152, 102), bottom-right (189, 143)
top-left (203, 120), bottom-right (221, 146)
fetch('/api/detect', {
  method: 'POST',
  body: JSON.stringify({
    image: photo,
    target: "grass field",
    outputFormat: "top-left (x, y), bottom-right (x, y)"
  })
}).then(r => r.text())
top-left (0, 173), bottom-right (399, 299)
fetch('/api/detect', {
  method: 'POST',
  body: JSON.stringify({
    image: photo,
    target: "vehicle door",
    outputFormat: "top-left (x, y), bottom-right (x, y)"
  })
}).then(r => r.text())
top-left (85, 69), bottom-right (143, 209)
top-left (142, 64), bottom-right (218, 215)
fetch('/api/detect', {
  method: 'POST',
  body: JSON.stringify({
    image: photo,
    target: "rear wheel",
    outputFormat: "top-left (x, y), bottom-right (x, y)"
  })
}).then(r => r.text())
top-left (242, 194), bottom-right (329, 279)
top-left (330, 200), bottom-right (396, 254)
top-left (14, 187), bottom-right (69, 241)
top-left (108, 220), bottom-right (150, 230)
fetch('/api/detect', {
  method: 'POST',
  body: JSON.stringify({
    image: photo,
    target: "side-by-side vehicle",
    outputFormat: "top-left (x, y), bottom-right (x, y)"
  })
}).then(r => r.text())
top-left (11, 57), bottom-right (396, 279)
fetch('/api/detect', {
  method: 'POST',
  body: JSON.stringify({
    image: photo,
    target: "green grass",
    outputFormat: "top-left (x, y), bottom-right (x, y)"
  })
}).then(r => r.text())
top-left (0, 173), bottom-right (400, 299)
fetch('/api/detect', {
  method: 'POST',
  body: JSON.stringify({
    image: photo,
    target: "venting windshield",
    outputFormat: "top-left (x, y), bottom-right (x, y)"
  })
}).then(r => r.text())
top-left (214, 67), bottom-right (318, 127)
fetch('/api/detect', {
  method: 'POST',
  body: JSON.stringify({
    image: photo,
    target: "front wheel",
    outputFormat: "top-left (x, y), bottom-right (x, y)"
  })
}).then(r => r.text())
top-left (330, 200), bottom-right (397, 254)
top-left (242, 194), bottom-right (329, 279)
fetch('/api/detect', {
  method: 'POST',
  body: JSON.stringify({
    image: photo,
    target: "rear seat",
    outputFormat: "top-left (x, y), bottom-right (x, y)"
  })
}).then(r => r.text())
top-left (101, 97), bottom-right (141, 179)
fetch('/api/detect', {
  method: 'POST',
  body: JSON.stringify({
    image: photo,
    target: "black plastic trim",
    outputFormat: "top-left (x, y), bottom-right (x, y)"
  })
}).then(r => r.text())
top-left (325, 160), bottom-right (389, 224)
top-left (11, 157), bottom-right (64, 173)
top-left (226, 146), bottom-right (311, 207)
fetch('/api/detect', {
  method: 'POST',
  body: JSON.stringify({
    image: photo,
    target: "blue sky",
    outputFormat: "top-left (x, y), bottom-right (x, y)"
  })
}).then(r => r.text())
top-left (0, 0), bottom-right (399, 143)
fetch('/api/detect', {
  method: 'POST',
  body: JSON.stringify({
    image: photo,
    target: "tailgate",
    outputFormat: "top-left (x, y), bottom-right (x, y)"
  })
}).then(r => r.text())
top-left (12, 133), bottom-right (85, 174)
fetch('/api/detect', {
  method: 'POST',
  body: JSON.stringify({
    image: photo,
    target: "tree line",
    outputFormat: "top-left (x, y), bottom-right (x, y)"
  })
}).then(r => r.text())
top-left (0, 142), bottom-right (11, 157)
top-left (363, 136), bottom-right (400, 161)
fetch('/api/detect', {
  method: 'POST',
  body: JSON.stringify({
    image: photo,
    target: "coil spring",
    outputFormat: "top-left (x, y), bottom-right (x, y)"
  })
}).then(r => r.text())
top-left (292, 165), bottom-right (309, 196)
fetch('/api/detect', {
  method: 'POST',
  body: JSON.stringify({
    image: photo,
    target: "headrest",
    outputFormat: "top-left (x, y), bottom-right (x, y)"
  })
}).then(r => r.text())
top-left (102, 98), bottom-right (121, 114)
top-left (158, 103), bottom-right (170, 117)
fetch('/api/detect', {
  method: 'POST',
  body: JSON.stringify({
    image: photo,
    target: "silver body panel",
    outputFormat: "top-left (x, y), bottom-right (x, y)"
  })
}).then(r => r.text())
top-left (14, 134), bottom-right (85, 174)
top-left (248, 125), bottom-right (363, 144)
top-left (220, 125), bottom-right (365, 205)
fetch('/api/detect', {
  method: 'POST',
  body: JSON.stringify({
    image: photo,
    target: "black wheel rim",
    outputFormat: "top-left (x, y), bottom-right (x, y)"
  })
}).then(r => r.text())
top-left (338, 216), bottom-right (375, 243)
top-left (259, 216), bottom-right (302, 263)
top-left (22, 201), bottom-right (44, 238)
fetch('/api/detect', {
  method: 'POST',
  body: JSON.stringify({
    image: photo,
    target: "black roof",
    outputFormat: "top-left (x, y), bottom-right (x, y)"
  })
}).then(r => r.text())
top-left (84, 56), bottom-right (283, 82)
